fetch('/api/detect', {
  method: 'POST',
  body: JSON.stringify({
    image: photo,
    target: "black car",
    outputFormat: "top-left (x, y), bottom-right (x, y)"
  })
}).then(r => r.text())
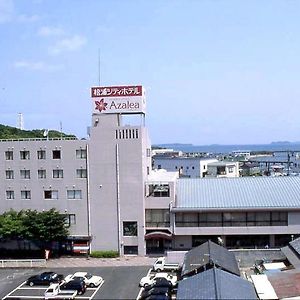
top-left (144, 295), bottom-right (170, 300)
top-left (144, 278), bottom-right (173, 290)
top-left (26, 272), bottom-right (64, 286)
top-left (140, 287), bottom-right (170, 300)
top-left (60, 279), bottom-right (87, 295)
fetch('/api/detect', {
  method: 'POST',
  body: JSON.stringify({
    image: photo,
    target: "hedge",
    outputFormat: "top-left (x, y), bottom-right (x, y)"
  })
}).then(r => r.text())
top-left (89, 250), bottom-right (119, 258)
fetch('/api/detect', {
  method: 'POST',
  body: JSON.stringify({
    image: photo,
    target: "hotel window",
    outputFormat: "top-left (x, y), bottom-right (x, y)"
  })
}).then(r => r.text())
top-left (38, 169), bottom-right (46, 179)
top-left (6, 191), bottom-right (14, 200)
top-left (76, 169), bottom-right (87, 178)
top-left (271, 212), bottom-right (288, 226)
top-left (5, 170), bottom-right (14, 179)
top-left (148, 184), bottom-right (170, 197)
top-left (146, 209), bottom-right (170, 227)
top-left (21, 190), bottom-right (31, 200)
top-left (52, 150), bottom-right (61, 159)
top-left (64, 214), bottom-right (76, 227)
top-left (20, 169), bottom-right (30, 179)
top-left (44, 190), bottom-right (58, 200)
top-left (5, 151), bottom-right (13, 160)
top-left (67, 190), bottom-right (82, 199)
top-left (53, 169), bottom-right (63, 178)
top-left (123, 221), bottom-right (138, 236)
top-left (37, 150), bottom-right (46, 159)
top-left (76, 149), bottom-right (87, 159)
top-left (20, 150), bottom-right (30, 160)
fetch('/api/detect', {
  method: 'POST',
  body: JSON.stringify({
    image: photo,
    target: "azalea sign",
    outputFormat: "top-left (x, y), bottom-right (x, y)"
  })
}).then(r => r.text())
top-left (91, 85), bottom-right (146, 114)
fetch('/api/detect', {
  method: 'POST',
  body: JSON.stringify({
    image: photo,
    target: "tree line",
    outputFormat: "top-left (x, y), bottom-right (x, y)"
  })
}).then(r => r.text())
top-left (0, 208), bottom-right (69, 248)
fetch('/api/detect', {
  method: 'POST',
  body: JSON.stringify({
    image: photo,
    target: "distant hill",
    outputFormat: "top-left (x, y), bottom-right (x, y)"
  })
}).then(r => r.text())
top-left (0, 124), bottom-right (76, 139)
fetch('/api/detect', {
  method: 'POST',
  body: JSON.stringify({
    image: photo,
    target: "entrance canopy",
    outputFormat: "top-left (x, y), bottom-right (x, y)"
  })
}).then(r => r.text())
top-left (145, 231), bottom-right (172, 240)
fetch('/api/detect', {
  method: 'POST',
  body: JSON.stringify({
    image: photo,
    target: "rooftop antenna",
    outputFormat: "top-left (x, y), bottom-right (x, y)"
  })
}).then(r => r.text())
top-left (17, 113), bottom-right (24, 130)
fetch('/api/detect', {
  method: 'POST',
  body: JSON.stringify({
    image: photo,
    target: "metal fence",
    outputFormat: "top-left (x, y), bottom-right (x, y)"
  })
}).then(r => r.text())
top-left (0, 259), bottom-right (46, 268)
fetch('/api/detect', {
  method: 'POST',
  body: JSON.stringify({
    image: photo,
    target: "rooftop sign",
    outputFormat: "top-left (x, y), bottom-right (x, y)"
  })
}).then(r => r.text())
top-left (91, 85), bottom-right (146, 114)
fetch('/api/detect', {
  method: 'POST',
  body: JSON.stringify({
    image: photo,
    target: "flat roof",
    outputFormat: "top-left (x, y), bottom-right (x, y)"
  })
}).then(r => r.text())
top-left (147, 169), bottom-right (178, 182)
top-left (174, 177), bottom-right (300, 210)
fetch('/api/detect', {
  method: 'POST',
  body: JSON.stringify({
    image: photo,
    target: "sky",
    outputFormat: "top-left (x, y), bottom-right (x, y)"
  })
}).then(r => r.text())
top-left (1, 0), bottom-right (300, 145)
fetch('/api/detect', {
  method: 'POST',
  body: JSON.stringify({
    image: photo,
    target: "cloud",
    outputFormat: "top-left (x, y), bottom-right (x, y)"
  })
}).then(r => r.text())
top-left (17, 14), bottom-right (40, 23)
top-left (0, 0), bottom-right (14, 23)
top-left (38, 26), bottom-right (64, 37)
top-left (49, 35), bottom-right (87, 55)
top-left (13, 60), bottom-right (63, 72)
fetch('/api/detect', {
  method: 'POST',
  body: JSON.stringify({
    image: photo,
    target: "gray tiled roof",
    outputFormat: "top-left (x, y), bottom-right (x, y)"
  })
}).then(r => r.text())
top-left (289, 237), bottom-right (300, 257)
top-left (182, 240), bottom-right (240, 277)
top-left (177, 268), bottom-right (257, 300)
top-left (175, 177), bottom-right (300, 210)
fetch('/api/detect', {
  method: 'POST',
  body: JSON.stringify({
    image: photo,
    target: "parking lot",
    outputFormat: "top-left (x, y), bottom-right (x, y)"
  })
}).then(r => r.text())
top-left (0, 266), bottom-right (150, 300)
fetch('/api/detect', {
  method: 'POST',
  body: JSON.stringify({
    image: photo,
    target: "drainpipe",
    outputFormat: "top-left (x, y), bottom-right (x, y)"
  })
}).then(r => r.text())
top-left (86, 144), bottom-right (92, 254)
top-left (116, 143), bottom-right (122, 256)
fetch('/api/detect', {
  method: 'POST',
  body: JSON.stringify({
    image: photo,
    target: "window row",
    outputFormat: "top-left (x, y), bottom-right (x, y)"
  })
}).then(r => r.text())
top-left (145, 209), bottom-right (170, 227)
top-left (115, 129), bottom-right (139, 140)
top-left (5, 169), bottom-right (87, 179)
top-left (5, 190), bottom-right (83, 200)
top-left (4, 149), bottom-right (87, 160)
top-left (175, 211), bottom-right (288, 227)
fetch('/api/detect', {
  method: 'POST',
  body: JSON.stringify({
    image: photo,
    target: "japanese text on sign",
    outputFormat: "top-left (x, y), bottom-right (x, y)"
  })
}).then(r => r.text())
top-left (91, 85), bottom-right (143, 98)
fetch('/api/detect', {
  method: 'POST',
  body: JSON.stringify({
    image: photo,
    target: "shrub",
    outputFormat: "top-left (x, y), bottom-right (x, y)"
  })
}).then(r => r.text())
top-left (89, 250), bottom-right (119, 258)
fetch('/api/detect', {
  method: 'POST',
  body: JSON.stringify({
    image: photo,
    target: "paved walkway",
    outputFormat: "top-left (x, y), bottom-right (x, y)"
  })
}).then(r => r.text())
top-left (46, 256), bottom-right (157, 268)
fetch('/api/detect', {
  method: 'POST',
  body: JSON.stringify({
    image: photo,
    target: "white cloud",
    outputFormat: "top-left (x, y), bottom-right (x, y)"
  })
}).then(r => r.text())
top-left (38, 26), bottom-right (64, 37)
top-left (0, 0), bottom-right (14, 23)
top-left (49, 35), bottom-right (87, 55)
top-left (13, 60), bottom-right (63, 72)
top-left (17, 14), bottom-right (40, 23)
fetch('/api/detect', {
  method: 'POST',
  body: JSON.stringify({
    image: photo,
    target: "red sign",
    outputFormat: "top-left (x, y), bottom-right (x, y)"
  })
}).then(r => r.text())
top-left (91, 85), bottom-right (143, 98)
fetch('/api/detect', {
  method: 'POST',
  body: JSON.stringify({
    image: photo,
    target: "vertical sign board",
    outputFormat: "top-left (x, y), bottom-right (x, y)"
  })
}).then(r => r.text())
top-left (91, 85), bottom-right (146, 114)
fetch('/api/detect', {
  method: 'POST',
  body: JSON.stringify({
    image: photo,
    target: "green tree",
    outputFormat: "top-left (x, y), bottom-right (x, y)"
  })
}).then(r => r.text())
top-left (0, 209), bottom-right (69, 251)
top-left (0, 210), bottom-right (26, 239)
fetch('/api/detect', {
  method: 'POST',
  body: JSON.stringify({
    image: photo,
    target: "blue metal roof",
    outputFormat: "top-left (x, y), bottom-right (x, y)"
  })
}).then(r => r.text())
top-left (175, 177), bottom-right (300, 210)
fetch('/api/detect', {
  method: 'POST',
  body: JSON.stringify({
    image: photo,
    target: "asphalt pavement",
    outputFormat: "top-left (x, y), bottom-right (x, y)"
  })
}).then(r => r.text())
top-left (46, 255), bottom-right (157, 268)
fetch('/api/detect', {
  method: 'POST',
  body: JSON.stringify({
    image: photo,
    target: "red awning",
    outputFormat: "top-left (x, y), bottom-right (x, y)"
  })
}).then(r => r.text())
top-left (145, 231), bottom-right (172, 240)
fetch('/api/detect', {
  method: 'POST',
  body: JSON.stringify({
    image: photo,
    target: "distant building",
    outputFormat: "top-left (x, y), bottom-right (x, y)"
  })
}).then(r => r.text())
top-left (152, 156), bottom-right (218, 178)
top-left (206, 161), bottom-right (240, 178)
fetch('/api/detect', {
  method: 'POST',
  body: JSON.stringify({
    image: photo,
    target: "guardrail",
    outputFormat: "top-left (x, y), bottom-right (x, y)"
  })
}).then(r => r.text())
top-left (0, 259), bottom-right (46, 268)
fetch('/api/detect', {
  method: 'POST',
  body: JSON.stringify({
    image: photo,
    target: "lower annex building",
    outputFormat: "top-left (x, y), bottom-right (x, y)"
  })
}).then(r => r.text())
top-left (1, 84), bottom-right (300, 256)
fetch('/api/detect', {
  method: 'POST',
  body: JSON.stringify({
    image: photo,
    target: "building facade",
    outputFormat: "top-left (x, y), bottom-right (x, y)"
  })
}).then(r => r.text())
top-left (1, 85), bottom-right (300, 256)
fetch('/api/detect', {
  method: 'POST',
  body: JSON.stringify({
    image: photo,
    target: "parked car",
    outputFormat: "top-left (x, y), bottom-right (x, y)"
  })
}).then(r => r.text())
top-left (26, 272), bottom-right (64, 286)
top-left (140, 287), bottom-right (170, 300)
top-left (144, 295), bottom-right (170, 300)
top-left (60, 279), bottom-right (87, 295)
top-left (143, 278), bottom-right (173, 290)
top-left (44, 283), bottom-right (77, 300)
top-left (65, 271), bottom-right (103, 287)
top-left (139, 272), bottom-right (177, 287)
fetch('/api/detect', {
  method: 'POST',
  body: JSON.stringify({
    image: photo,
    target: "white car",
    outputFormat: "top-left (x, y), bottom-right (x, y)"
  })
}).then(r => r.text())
top-left (44, 283), bottom-right (77, 300)
top-left (65, 272), bottom-right (103, 287)
top-left (139, 272), bottom-right (177, 287)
